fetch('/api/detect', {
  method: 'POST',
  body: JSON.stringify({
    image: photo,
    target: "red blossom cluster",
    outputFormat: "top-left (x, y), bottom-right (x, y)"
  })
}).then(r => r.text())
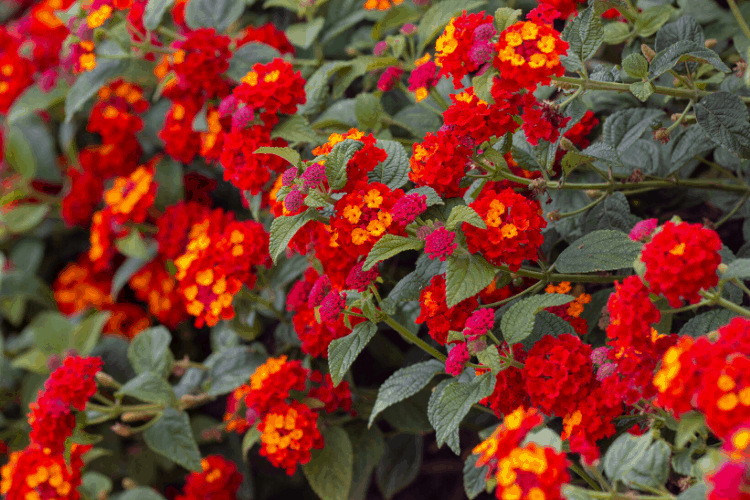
top-left (175, 455), bottom-right (243, 500)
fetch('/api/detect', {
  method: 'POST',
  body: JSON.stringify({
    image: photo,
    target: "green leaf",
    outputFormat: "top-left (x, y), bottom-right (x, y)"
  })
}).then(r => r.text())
top-left (562, 7), bottom-right (604, 63)
top-left (629, 81), bottom-right (655, 102)
top-left (445, 205), bottom-right (486, 231)
top-left (668, 126), bottom-right (714, 175)
top-left (635, 5), bottom-right (675, 37)
top-left (723, 257), bottom-right (750, 279)
top-left (464, 453), bottom-right (488, 500)
top-left (11, 348), bottom-right (48, 374)
top-left (392, 104), bottom-right (442, 139)
top-left (408, 186), bottom-right (443, 206)
top-left (115, 231), bottom-right (155, 260)
top-left (153, 157), bottom-right (184, 210)
top-left (329, 322), bottom-right (378, 387)
top-left (603, 22), bottom-right (630, 44)
top-left (368, 140), bottom-right (409, 189)
top-left (494, 7), bottom-right (522, 33)
top-left (269, 209), bottom-right (319, 263)
top-left (417, 0), bottom-right (487, 52)
top-left (523, 428), bottom-right (563, 452)
top-left (675, 411), bottom-right (706, 450)
top-left (298, 63), bottom-right (339, 116)
top-left (143, 0), bottom-right (174, 30)
top-left (648, 40), bottom-right (730, 80)
top-left (118, 487), bottom-right (167, 500)
top-left (355, 93), bottom-right (383, 130)
top-left (433, 372), bottom-right (496, 448)
top-left (563, 485), bottom-right (598, 500)
top-left (555, 230), bottom-right (642, 273)
top-left (31, 312), bottom-right (73, 356)
top-left (70, 311), bottom-right (110, 355)
top-left (581, 192), bottom-right (637, 235)
top-left (253, 146), bottom-right (300, 167)
top-left (387, 254), bottom-right (442, 303)
top-left (501, 294), bottom-right (574, 345)
top-left (111, 255), bottom-right (155, 301)
top-left (65, 41), bottom-right (128, 123)
top-left (1, 204), bottom-right (49, 233)
top-left (303, 426), bottom-right (354, 500)
top-left (226, 42), bottom-right (281, 82)
top-left (477, 344), bottom-right (502, 374)
top-left (4, 126), bottom-right (36, 180)
top-left (655, 16), bottom-right (704, 52)
top-left (520, 311), bottom-right (575, 350)
top-left (603, 108), bottom-right (664, 153)
top-left (286, 18), bottom-right (325, 50)
top-left (117, 371), bottom-right (176, 406)
top-left (678, 309), bottom-right (737, 337)
top-left (326, 139), bottom-right (364, 190)
top-left (376, 434), bottom-right (423, 499)
top-left (143, 408), bottom-right (202, 472)
top-left (368, 359), bottom-right (443, 427)
top-left (204, 346), bottom-right (264, 396)
top-left (445, 253), bottom-right (496, 308)
top-left (622, 54), bottom-right (649, 79)
top-left (695, 92), bottom-right (750, 159)
top-left (579, 143), bottom-right (623, 168)
top-left (603, 432), bottom-right (671, 490)
top-left (184, 0), bottom-right (244, 32)
top-left (271, 115), bottom-right (318, 147)
top-left (427, 379), bottom-right (459, 453)
top-left (362, 234), bottom-right (424, 271)
top-left (677, 483), bottom-right (707, 500)
top-left (242, 427), bottom-right (261, 460)
top-left (80, 471), bottom-right (113, 500)
top-left (7, 115), bottom-right (60, 182)
top-left (349, 425), bottom-right (386, 500)
top-left (127, 326), bottom-right (174, 378)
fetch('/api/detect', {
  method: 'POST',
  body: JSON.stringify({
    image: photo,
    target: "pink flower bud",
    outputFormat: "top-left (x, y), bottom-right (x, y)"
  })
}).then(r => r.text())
top-left (445, 343), bottom-right (470, 376)
top-left (309, 275), bottom-right (332, 309)
top-left (283, 188), bottom-right (305, 213)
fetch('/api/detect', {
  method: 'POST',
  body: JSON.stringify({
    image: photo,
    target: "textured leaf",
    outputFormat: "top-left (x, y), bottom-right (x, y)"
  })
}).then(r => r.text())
top-left (581, 192), bottom-right (636, 234)
top-left (445, 205), bottom-right (486, 231)
top-left (127, 326), bottom-right (174, 378)
top-left (328, 322), bottom-right (377, 387)
top-left (144, 408), bottom-right (202, 471)
top-left (116, 371), bottom-right (176, 406)
top-left (463, 454), bottom-right (488, 500)
top-left (326, 139), bottom-right (364, 190)
top-left (368, 140), bottom-right (409, 189)
top-left (621, 139), bottom-right (660, 175)
top-left (271, 115), bottom-right (318, 146)
top-left (427, 379), bottom-right (459, 453)
top-left (521, 311), bottom-right (575, 350)
top-left (143, 0), bottom-right (174, 30)
top-left (655, 16), bottom-right (704, 52)
top-left (603, 432), bottom-right (671, 490)
top-left (408, 186), bottom-right (443, 206)
top-left (603, 108), bottom-right (664, 153)
top-left (433, 372), bottom-right (495, 448)
top-left (303, 427), bottom-right (354, 500)
top-left (375, 434), bottom-right (423, 499)
top-left (65, 42), bottom-right (128, 123)
top-left (501, 294), bottom-right (574, 345)
top-left (562, 7), bottom-right (604, 62)
top-left (649, 40), bottom-right (730, 79)
top-left (695, 92), bottom-right (750, 158)
top-left (634, 5), bottom-right (675, 37)
top-left (678, 309), bottom-right (737, 337)
top-left (579, 142), bottom-right (623, 167)
top-left (355, 93), bottom-right (383, 130)
top-left (268, 209), bottom-right (318, 263)
top-left (555, 230), bottom-right (641, 273)
top-left (417, 0), bottom-right (487, 52)
top-left (722, 257), bottom-right (750, 279)
top-left (368, 360), bottom-right (443, 427)
top-left (603, 22), bottom-right (630, 44)
top-left (286, 18), bottom-right (325, 49)
top-left (445, 254), bottom-right (496, 308)
top-left (622, 53), bottom-right (649, 79)
top-left (668, 126), bottom-right (714, 174)
top-left (392, 104), bottom-right (443, 139)
top-left (204, 347), bottom-right (264, 396)
top-left (363, 235), bottom-right (424, 271)
top-left (185, 0), bottom-right (244, 32)
top-left (494, 7), bottom-right (522, 32)
top-left (226, 43), bottom-right (281, 82)
top-left (349, 425), bottom-right (386, 500)
top-left (629, 81), bottom-right (655, 102)
top-left (387, 254), bottom-right (443, 303)
top-left (253, 146), bottom-right (300, 167)
top-left (477, 344), bottom-right (502, 374)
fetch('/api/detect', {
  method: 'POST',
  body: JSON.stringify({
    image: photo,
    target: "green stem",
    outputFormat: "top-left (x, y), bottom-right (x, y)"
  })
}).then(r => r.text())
top-left (557, 193), bottom-right (607, 219)
top-left (551, 75), bottom-right (702, 100)
top-left (559, 86), bottom-right (584, 109)
top-left (732, 277), bottom-right (750, 297)
top-left (157, 26), bottom-right (186, 41)
top-left (480, 280), bottom-right (547, 309)
top-left (569, 462), bottom-right (602, 491)
top-left (661, 300), bottom-right (710, 314)
top-left (727, 0), bottom-right (750, 40)
top-left (382, 315), bottom-right (447, 362)
top-left (429, 88), bottom-right (450, 111)
top-left (694, 156), bottom-right (738, 179)
top-left (716, 193), bottom-right (750, 228)
top-left (343, 309), bottom-right (368, 319)
top-left (498, 355), bottom-right (524, 369)
top-left (666, 99), bottom-right (694, 133)
top-left (701, 290), bottom-right (750, 318)
top-left (128, 414), bottom-right (162, 433)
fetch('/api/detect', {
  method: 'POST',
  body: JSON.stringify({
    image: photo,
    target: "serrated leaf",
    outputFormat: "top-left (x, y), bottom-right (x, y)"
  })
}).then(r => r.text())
top-left (143, 408), bottom-right (202, 471)
top-left (407, 186), bottom-right (443, 206)
top-left (226, 43), bottom-right (281, 82)
top-left (501, 294), bottom-right (574, 345)
top-left (604, 108), bottom-right (664, 154)
top-left (555, 230), bottom-right (641, 273)
top-left (127, 326), bottom-right (174, 378)
top-left (463, 454), bottom-right (488, 500)
top-left (417, 0), bottom-right (487, 52)
top-left (368, 359), bottom-right (443, 427)
top-left (143, 0), bottom-right (174, 30)
top-left (723, 257), bottom-right (750, 279)
top-left (286, 18), bottom-right (325, 50)
top-left (582, 192), bottom-right (636, 234)
top-left (445, 254), bottom-right (495, 308)
top-left (695, 92), bottom-right (750, 158)
top-left (185, 0), bottom-right (244, 32)
top-left (272, 115), bottom-right (318, 146)
top-left (622, 139), bottom-right (660, 175)
top-left (603, 433), bottom-right (671, 490)
top-left (204, 347), bottom-right (264, 396)
top-left (254, 146), bottom-right (300, 167)
top-left (376, 434), bottom-right (422, 499)
top-left (562, 7), bottom-right (604, 62)
top-left (678, 309), bottom-right (737, 337)
top-left (622, 53), bottom-right (649, 79)
top-left (242, 427), bottom-right (261, 460)
top-left (668, 126), bottom-right (714, 174)
top-left (269, 209), bottom-right (319, 263)
top-left (649, 40), bottom-right (730, 79)
top-left (355, 93), bottom-right (382, 130)
top-left (427, 379), bottom-right (459, 453)
top-left (603, 22), bottom-right (630, 44)
top-left (445, 205), bottom-right (486, 231)
top-left (655, 16), bottom-right (704, 52)
top-left (303, 427), bottom-right (353, 500)
top-left (629, 81), bottom-right (655, 102)
top-left (65, 42), bottom-right (128, 123)
top-left (520, 311), bottom-right (575, 350)
top-left (635, 5), bottom-right (675, 37)
top-left (70, 311), bottom-right (111, 356)
top-left (579, 142), bottom-right (623, 167)
top-left (368, 140), bottom-right (409, 189)
top-left (329, 322), bottom-right (377, 386)
top-left (494, 7), bottom-right (522, 32)
top-left (116, 371), bottom-right (176, 406)
top-left (362, 234), bottom-right (424, 271)
top-left (326, 139), bottom-right (364, 190)
top-left (477, 344), bottom-right (502, 374)
top-left (433, 372), bottom-right (496, 448)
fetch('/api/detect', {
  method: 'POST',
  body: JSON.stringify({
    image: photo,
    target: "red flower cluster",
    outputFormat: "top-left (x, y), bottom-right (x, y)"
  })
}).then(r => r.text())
top-left (465, 187), bottom-right (547, 271)
top-left (416, 275), bottom-right (479, 345)
top-left (237, 24), bottom-right (296, 55)
top-left (258, 401), bottom-right (324, 475)
top-left (641, 221), bottom-right (723, 307)
top-left (169, 28), bottom-right (231, 100)
top-left (707, 425), bottom-right (750, 500)
top-left (176, 455), bottom-right (243, 500)
top-left (481, 346), bottom-right (531, 417)
top-left (442, 85), bottom-right (524, 147)
top-left (1, 444), bottom-right (91, 500)
top-left (435, 11), bottom-right (496, 87)
top-left (407, 54), bottom-right (439, 102)
top-left (409, 131), bottom-right (472, 198)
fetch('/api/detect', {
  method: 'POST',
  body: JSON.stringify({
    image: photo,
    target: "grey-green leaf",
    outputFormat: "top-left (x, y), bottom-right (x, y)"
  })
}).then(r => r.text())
top-left (362, 235), bottom-right (424, 271)
top-left (254, 146), bottom-right (300, 167)
top-left (326, 139), bottom-right (364, 190)
top-left (226, 43), bottom-right (281, 82)
top-left (555, 230), bottom-right (642, 273)
top-left (143, 0), bottom-right (174, 30)
top-left (143, 408), bottom-right (202, 471)
top-left (368, 140), bottom-right (409, 189)
top-left (445, 254), bottom-right (496, 308)
top-left (463, 453), bottom-right (487, 500)
top-left (269, 209), bottom-right (319, 263)
top-left (368, 360), bottom-right (444, 427)
top-left (303, 426), bottom-right (354, 500)
top-left (562, 7), bottom-right (604, 62)
top-left (185, 0), bottom-right (244, 32)
top-left (329, 322), bottom-right (378, 387)
top-left (375, 434), bottom-right (423, 499)
top-left (695, 92), bottom-right (750, 158)
top-left (501, 294), bottom-right (575, 345)
top-left (648, 40), bottom-right (730, 80)
top-left (116, 371), bottom-right (176, 406)
top-left (433, 372), bottom-right (496, 448)
top-left (678, 309), bottom-right (737, 337)
top-left (445, 205), bottom-right (486, 231)
top-left (127, 326), bottom-right (174, 378)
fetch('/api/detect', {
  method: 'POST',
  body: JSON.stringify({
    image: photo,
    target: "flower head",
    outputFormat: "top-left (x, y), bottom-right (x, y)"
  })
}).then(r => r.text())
top-left (446, 342), bottom-right (470, 376)
top-left (176, 455), bottom-right (243, 500)
top-left (416, 275), bottom-right (478, 345)
top-left (258, 401), bottom-right (324, 475)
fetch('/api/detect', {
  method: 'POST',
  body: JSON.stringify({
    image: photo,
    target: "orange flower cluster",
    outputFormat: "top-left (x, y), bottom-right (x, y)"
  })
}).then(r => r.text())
top-left (435, 12), bottom-right (496, 87)
top-left (474, 407), bottom-right (569, 500)
top-left (417, 274), bottom-right (478, 345)
top-left (544, 282), bottom-right (592, 335)
top-left (175, 455), bottom-right (243, 500)
top-left (258, 401), bottom-right (324, 475)
top-left (1, 444), bottom-right (91, 500)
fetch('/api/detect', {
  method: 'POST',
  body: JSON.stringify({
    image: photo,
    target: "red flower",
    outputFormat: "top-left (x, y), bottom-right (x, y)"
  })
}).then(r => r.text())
top-left (409, 131), bottom-right (472, 198)
top-left (378, 66), bottom-right (403, 92)
top-left (0, 444), bottom-right (90, 500)
top-left (522, 100), bottom-right (571, 146)
top-left (53, 255), bottom-right (113, 315)
top-left (160, 100), bottom-right (202, 164)
top-left (416, 274), bottom-right (478, 345)
top-left (27, 394), bottom-right (76, 454)
top-left (0, 50), bottom-right (34, 114)
top-left (102, 303), bottom-right (151, 339)
top-left (641, 221), bottom-right (723, 307)
top-left (307, 372), bottom-right (353, 414)
top-left (244, 356), bottom-right (309, 418)
top-left (61, 168), bottom-right (103, 227)
top-left (707, 425), bottom-right (750, 500)
top-left (446, 342), bottom-right (470, 376)
top-left (237, 24), bottom-right (295, 55)
top-left (465, 187), bottom-right (547, 271)
top-left (442, 85), bottom-right (524, 146)
top-left (156, 202), bottom-right (219, 261)
top-left (538, 0), bottom-right (585, 19)
top-left (435, 11), bottom-right (495, 87)
top-left (257, 401), bottom-right (324, 475)
top-left (407, 55), bottom-right (439, 102)
top-left (129, 259), bottom-right (188, 329)
top-left (89, 208), bottom-right (127, 272)
top-left (103, 164), bottom-right (157, 224)
top-left (562, 386), bottom-right (623, 464)
top-left (169, 28), bottom-right (231, 100)
top-left (176, 455), bottom-right (243, 500)
top-left (480, 346), bottom-right (531, 417)
top-left (220, 125), bottom-right (290, 194)
top-left (232, 58), bottom-right (306, 127)
top-left (606, 276), bottom-right (661, 354)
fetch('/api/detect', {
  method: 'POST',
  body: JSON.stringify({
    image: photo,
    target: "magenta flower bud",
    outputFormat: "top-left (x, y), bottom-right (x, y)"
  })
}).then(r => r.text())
top-left (377, 66), bottom-right (404, 92)
top-left (39, 70), bottom-right (57, 93)
top-left (467, 338), bottom-right (487, 356)
top-left (231, 106), bottom-right (254, 130)
top-left (590, 346), bottom-right (609, 366)
top-left (424, 227), bottom-right (457, 261)
top-left (47, 354), bottom-right (62, 373)
top-left (392, 193), bottom-right (427, 227)
top-left (283, 188), bottom-right (305, 213)
top-left (319, 291), bottom-right (346, 323)
top-left (374, 41), bottom-right (388, 56)
top-left (308, 275), bottom-right (332, 309)
top-left (218, 95), bottom-right (238, 117)
top-left (401, 23), bottom-right (417, 36)
top-left (629, 218), bottom-right (658, 242)
top-left (445, 343), bottom-right (469, 376)
top-left (346, 261), bottom-right (380, 292)
top-left (472, 23), bottom-right (496, 42)
top-left (463, 309), bottom-right (494, 339)
top-left (246, 407), bottom-right (259, 425)
top-left (470, 41), bottom-right (494, 66)
top-left (282, 167), bottom-right (298, 187)
top-left (596, 363), bottom-right (617, 381)
top-left (300, 162), bottom-right (326, 189)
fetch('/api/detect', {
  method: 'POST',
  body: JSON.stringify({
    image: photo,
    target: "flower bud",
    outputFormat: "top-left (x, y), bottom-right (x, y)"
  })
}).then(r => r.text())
top-left (122, 478), bottom-right (138, 490)
top-left (218, 95), bottom-right (238, 117)
top-left (283, 188), bottom-right (305, 213)
top-left (401, 23), bottom-right (417, 36)
top-left (95, 371), bottom-right (119, 388)
top-left (47, 354), bottom-right (62, 372)
top-left (374, 41), bottom-right (388, 56)
top-left (641, 44), bottom-right (656, 62)
top-left (111, 423), bottom-right (132, 437)
top-left (547, 210), bottom-right (561, 221)
top-left (704, 38), bottom-right (717, 48)
top-left (231, 106), bottom-right (254, 130)
top-left (559, 137), bottom-right (576, 151)
top-left (282, 167), bottom-right (298, 187)
top-left (653, 127), bottom-right (670, 144)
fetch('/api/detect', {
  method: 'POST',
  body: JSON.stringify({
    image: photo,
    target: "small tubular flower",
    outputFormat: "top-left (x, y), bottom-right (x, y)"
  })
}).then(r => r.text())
top-left (169, 28), bottom-right (232, 100)
top-left (446, 342), bottom-right (470, 376)
top-left (103, 164), bottom-right (157, 223)
top-left (258, 401), bottom-right (324, 475)
top-left (435, 12), bottom-right (496, 87)
top-left (424, 227), bottom-right (457, 261)
top-left (409, 131), bottom-right (472, 198)
top-left (244, 356), bottom-right (308, 418)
